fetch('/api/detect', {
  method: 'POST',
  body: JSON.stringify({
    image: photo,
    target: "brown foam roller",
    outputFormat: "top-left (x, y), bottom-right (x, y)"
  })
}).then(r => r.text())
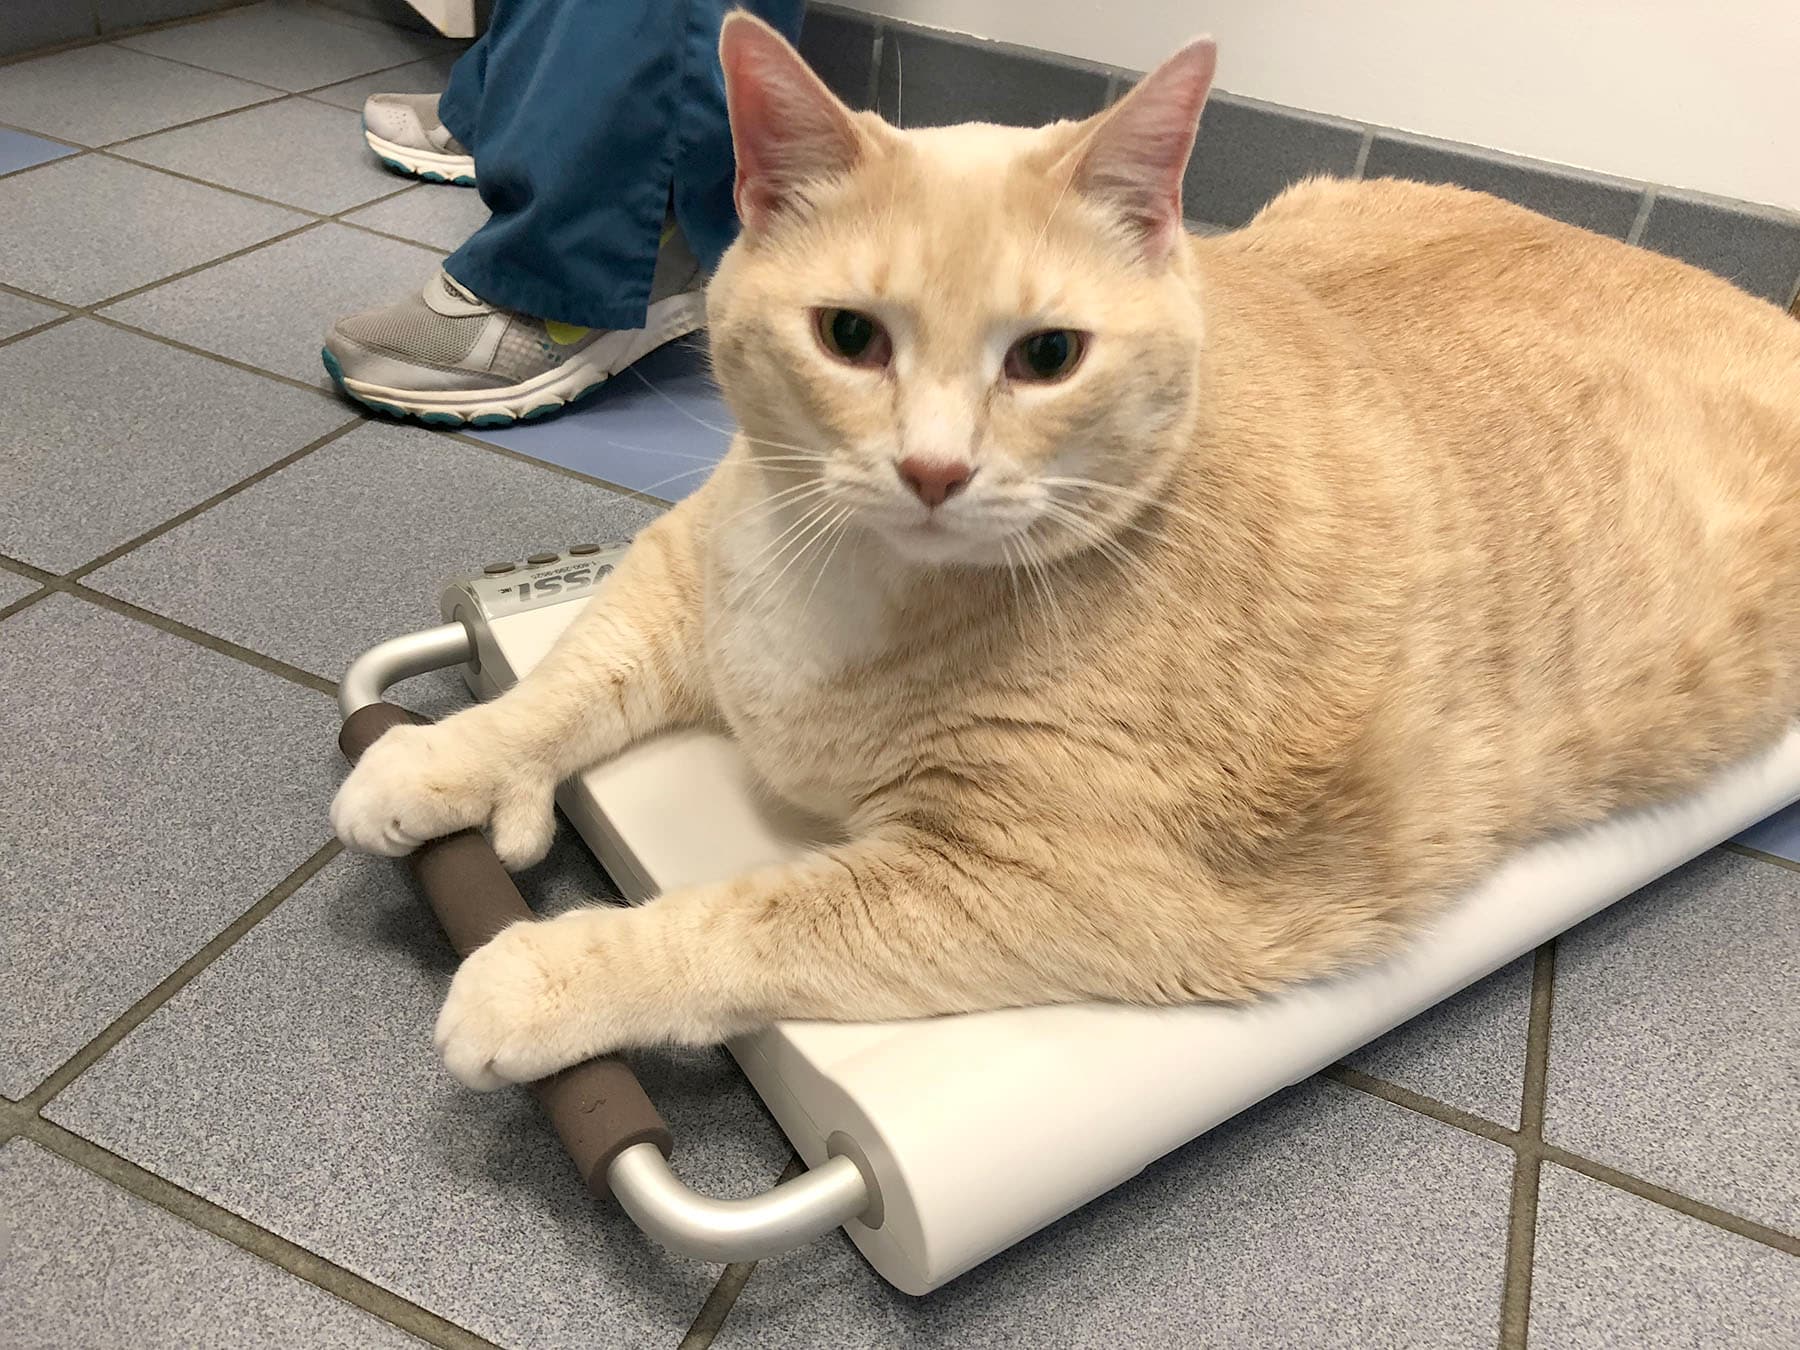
top-left (339, 700), bottom-right (672, 1192)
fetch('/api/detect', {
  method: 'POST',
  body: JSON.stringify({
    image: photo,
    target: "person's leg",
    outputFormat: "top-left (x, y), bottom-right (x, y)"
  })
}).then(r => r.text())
top-left (442, 0), bottom-right (797, 329)
top-left (672, 0), bottom-right (804, 273)
top-left (433, 21), bottom-right (488, 154)
top-left (324, 0), bottom-right (804, 425)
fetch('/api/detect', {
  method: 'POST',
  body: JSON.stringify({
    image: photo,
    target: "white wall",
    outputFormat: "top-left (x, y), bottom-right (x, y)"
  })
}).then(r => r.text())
top-left (834, 1), bottom-right (1800, 210)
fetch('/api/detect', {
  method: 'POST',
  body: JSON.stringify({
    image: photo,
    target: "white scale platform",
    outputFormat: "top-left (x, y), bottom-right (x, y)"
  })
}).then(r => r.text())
top-left (442, 554), bottom-right (1800, 1294)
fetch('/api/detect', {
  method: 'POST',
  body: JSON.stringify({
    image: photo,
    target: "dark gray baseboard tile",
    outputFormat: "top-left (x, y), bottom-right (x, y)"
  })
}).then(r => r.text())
top-left (1638, 191), bottom-right (1800, 308)
top-left (96, 0), bottom-right (237, 34)
top-left (1186, 93), bottom-right (1364, 229)
top-left (798, 7), bottom-right (877, 111)
top-left (1363, 132), bottom-right (1643, 239)
top-left (0, 2), bottom-right (95, 58)
top-left (876, 27), bottom-right (1109, 129)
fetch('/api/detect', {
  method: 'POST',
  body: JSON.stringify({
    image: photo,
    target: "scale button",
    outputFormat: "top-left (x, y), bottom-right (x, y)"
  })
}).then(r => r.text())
top-left (527, 552), bottom-right (559, 565)
top-left (568, 542), bottom-right (601, 556)
top-left (483, 561), bottom-right (516, 575)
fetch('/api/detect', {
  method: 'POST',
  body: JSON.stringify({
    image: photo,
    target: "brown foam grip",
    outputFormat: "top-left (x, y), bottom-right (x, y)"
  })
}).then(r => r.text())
top-left (340, 701), bottom-right (672, 1194)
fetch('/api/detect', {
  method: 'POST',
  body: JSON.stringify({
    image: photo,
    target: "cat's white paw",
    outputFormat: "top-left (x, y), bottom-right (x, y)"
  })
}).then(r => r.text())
top-left (330, 719), bottom-right (556, 868)
top-left (434, 916), bottom-right (607, 1090)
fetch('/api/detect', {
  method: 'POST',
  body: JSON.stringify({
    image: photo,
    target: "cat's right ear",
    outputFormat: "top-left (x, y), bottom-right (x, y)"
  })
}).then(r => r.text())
top-left (719, 13), bottom-right (865, 232)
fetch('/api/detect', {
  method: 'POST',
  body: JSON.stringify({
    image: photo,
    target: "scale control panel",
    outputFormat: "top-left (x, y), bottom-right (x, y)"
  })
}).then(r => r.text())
top-left (440, 539), bottom-right (633, 625)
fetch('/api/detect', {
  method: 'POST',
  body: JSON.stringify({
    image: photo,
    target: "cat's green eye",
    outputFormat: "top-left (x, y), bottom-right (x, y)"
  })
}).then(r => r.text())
top-left (1005, 329), bottom-right (1085, 383)
top-left (816, 308), bottom-right (892, 368)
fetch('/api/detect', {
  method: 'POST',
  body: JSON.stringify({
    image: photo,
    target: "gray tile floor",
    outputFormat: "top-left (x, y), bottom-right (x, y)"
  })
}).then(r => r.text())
top-left (2, 4), bottom-right (1796, 1347)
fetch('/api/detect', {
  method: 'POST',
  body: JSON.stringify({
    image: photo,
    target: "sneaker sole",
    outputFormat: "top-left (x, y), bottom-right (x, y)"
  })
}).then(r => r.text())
top-left (364, 127), bottom-right (477, 186)
top-left (323, 291), bottom-right (707, 428)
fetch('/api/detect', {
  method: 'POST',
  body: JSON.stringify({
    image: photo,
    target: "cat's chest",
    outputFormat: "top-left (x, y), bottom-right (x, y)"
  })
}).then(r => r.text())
top-left (701, 513), bottom-right (903, 813)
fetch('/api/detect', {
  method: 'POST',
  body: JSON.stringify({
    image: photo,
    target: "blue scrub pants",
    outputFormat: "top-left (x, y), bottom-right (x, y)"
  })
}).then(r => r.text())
top-left (437, 0), bottom-right (804, 330)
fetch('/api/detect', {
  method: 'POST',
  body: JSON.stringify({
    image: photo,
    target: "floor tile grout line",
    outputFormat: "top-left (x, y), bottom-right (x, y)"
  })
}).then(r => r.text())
top-left (0, 278), bottom-right (81, 312)
top-left (93, 145), bottom-right (338, 218)
top-left (1503, 942), bottom-right (1553, 1349)
top-left (3, 177), bottom-right (416, 329)
top-left (98, 39), bottom-right (299, 96)
top-left (1327, 1062), bottom-right (1800, 1257)
top-left (51, 580), bottom-right (339, 697)
top-left (677, 1262), bottom-right (759, 1350)
top-left (1498, 1152), bottom-right (1543, 1350)
top-left (96, 48), bottom-right (473, 151)
top-left (335, 216), bottom-right (455, 256)
top-left (0, 553), bottom-right (59, 584)
top-left (1518, 943), bottom-right (1556, 1137)
top-left (0, 586), bottom-right (55, 624)
top-left (0, 313), bottom-right (79, 353)
top-left (99, 91), bottom-right (302, 150)
top-left (0, 115), bottom-right (88, 156)
top-left (85, 218), bottom-right (330, 311)
top-left (1538, 1144), bottom-right (1800, 1257)
top-left (5, 128), bottom-right (430, 264)
top-left (1722, 839), bottom-right (1800, 875)
top-left (19, 841), bottom-right (343, 1114)
top-left (85, 311), bottom-right (344, 401)
top-left (71, 175), bottom-right (424, 317)
top-left (21, 1117), bottom-right (500, 1350)
top-left (440, 427), bottom-right (679, 506)
top-left (1325, 1065), bottom-right (1518, 1146)
top-left (676, 1154), bottom-right (803, 1350)
top-left (60, 417), bottom-right (367, 583)
top-left (0, 46), bottom-right (464, 161)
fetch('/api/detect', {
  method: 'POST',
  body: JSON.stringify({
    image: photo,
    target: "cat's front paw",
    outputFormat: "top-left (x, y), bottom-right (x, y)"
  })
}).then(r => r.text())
top-left (330, 718), bottom-right (556, 868)
top-left (434, 915), bottom-right (612, 1090)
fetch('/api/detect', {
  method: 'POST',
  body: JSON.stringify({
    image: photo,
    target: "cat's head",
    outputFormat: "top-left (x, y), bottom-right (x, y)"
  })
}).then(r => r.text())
top-left (706, 16), bottom-right (1217, 568)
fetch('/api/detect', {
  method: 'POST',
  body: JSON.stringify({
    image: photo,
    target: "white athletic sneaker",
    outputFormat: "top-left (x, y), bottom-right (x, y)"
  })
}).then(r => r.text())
top-left (322, 229), bottom-right (707, 427)
top-left (362, 92), bottom-right (476, 185)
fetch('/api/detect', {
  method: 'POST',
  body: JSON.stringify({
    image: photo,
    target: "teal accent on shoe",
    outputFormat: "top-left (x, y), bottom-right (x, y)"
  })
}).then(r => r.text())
top-left (572, 380), bottom-right (607, 403)
top-left (378, 156), bottom-right (410, 175)
top-left (452, 175), bottom-right (477, 187)
top-left (470, 413), bottom-right (516, 428)
top-left (320, 347), bottom-right (345, 387)
top-left (420, 171), bottom-right (447, 183)
top-left (419, 412), bottom-right (463, 427)
top-left (361, 397), bottom-right (409, 418)
top-left (521, 402), bottom-right (562, 421)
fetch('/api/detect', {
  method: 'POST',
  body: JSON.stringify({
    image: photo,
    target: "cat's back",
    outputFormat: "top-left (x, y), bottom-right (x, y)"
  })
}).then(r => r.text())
top-left (1186, 175), bottom-right (1800, 833)
top-left (1196, 175), bottom-right (1800, 529)
top-left (1208, 177), bottom-right (1800, 430)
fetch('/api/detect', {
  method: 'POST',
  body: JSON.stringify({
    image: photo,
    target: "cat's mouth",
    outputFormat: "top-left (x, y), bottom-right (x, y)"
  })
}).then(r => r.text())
top-left (872, 507), bottom-right (1042, 567)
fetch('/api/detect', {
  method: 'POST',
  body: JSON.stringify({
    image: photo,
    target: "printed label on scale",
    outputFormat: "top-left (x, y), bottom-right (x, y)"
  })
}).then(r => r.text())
top-left (466, 541), bottom-right (632, 619)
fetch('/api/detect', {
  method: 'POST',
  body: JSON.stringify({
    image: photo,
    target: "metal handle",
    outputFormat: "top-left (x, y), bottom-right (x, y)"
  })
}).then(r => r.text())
top-left (337, 624), bottom-right (873, 1259)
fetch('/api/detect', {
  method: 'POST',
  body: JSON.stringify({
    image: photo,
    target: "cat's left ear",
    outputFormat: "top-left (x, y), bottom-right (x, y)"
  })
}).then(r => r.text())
top-left (1066, 38), bottom-right (1217, 262)
top-left (719, 12), bottom-right (866, 232)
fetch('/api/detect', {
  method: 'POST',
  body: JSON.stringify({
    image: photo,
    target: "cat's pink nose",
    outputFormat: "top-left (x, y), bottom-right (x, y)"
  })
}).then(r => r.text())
top-left (897, 456), bottom-right (974, 508)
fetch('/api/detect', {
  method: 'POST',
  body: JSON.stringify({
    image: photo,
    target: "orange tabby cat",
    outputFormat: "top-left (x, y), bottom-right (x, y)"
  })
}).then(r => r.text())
top-left (333, 16), bottom-right (1800, 1090)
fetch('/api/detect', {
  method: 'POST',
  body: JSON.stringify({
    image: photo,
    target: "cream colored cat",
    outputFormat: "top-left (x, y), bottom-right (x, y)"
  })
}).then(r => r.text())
top-left (333, 16), bottom-right (1800, 1091)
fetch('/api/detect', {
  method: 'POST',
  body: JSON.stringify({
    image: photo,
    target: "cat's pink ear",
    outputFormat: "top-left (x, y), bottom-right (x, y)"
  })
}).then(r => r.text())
top-left (720, 13), bottom-right (864, 231)
top-left (1070, 38), bottom-right (1217, 261)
